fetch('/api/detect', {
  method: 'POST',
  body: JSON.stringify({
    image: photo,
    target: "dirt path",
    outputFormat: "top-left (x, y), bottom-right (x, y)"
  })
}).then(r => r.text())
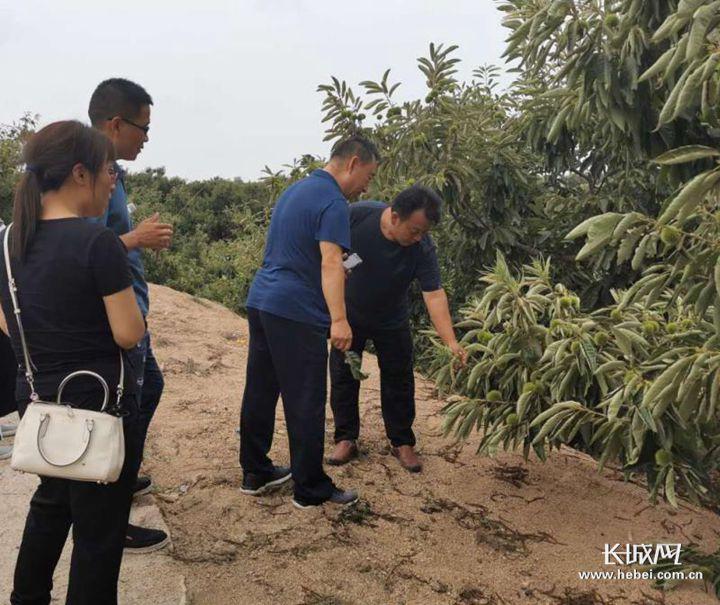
top-left (0, 427), bottom-right (182, 604)
top-left (141, 285), bottom-right (720, 604)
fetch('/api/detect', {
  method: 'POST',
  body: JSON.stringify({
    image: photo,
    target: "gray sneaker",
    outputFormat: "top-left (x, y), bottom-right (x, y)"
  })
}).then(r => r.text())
top-left (292, 488), bottom-right (359, 510)
top-left (0, 444), bottom-right (12, 460)
top-left (0, 423), bottom-right (16, 439)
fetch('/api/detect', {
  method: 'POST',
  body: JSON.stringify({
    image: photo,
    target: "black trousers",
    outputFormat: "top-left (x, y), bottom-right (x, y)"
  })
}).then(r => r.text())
top-left (329, 324), bottom-right (415, 447)
top-left (11, 393), bottom-right (141, 605)
top-left (239, 308), bottom-right (334, 504)
top-left (126, 332), bottom-right (164, 462)
top-left (0, 331), bottom-right (17, 417)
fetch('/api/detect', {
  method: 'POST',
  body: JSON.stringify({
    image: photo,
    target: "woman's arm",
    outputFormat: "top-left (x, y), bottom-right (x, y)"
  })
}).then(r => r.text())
top-left (0, 304), bottom-right (8, 336)
top-left (103, 287), bottom-right (145, 349)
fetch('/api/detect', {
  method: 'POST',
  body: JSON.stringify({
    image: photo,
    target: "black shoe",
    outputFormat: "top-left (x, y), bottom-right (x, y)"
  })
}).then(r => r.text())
top-left (292, 487), bottom-right (359, 510)
top-left (133, 475), bottom-right (153, 497)
top-left (240, 466), bottom-right (292, 495)
top-left (124, 524), bottom-right (169, 554)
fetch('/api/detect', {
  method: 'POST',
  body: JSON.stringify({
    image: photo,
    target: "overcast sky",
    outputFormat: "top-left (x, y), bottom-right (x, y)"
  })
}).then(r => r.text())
top-left (0, 1), bottom-right (510, 181)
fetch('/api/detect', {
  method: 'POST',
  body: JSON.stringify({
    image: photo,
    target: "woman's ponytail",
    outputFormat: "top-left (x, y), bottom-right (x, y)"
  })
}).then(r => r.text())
top-left (11, 170), bottom-right (43, 261)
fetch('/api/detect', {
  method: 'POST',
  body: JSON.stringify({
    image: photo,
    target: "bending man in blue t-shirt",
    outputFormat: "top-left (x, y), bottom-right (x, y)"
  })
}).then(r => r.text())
top-left (240, 136), bottom-right (379, 509)
top-left (328, 186), bottom-right (467, 473)
top-left (89, 78), bottom-right (173, 553)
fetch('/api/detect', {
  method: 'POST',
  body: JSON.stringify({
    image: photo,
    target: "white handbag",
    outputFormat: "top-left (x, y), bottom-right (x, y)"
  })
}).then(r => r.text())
top-left (4, 224), bottom-right (126, 483)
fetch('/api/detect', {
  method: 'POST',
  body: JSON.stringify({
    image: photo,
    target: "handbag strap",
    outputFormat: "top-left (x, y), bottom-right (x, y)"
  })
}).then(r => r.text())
top-left (2, 224), bottom-right (125, 408)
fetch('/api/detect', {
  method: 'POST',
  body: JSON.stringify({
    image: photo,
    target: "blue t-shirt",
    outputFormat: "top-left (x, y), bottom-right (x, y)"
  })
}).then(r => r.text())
top-left (246, 169), bottom-right (350, 328)
top-left (89, 165), bottom-right (149, 316)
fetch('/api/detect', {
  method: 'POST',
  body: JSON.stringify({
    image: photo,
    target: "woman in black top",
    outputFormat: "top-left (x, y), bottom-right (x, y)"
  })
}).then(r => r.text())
top-left (0, 121), bottom-right (145, 605)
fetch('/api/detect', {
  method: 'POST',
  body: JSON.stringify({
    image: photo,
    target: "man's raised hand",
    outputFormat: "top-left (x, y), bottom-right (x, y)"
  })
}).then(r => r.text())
top-left (131, 213), bottom-right (173, 250)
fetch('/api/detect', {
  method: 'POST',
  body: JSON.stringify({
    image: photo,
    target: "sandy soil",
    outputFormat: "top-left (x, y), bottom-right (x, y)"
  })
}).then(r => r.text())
top-left (140, 284), bottom-right (720, 605)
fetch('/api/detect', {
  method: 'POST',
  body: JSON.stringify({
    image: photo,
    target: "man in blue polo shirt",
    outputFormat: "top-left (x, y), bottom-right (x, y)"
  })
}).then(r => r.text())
top-left (90, 78), bottom-right (173, 552)
top-left (240, 136), bottom-right (379, 509)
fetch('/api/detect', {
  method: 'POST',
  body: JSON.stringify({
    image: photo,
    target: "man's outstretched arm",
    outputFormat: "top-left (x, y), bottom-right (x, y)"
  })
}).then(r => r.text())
top-left (422, 288), bottom-right (467, 365)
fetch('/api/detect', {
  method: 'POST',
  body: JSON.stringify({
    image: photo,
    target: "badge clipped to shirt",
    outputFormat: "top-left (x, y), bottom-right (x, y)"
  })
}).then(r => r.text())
top-left (343, 253), bottom-right (363, 271)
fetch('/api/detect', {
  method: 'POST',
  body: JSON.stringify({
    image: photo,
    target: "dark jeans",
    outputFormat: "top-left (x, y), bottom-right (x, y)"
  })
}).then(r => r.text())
top-left (329, 325), bottom-right (415, 447)
top-left (239, 308), bottom-right (334, 504)
top-left (11, 393), bottom-right (141, 605)
top-left (126, 332), bottom-right (164, 461)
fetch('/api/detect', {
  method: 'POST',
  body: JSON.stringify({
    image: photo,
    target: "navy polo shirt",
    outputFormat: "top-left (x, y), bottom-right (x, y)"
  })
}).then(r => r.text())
top-left (88, 164), bottom-right (150, 316)
top-left (246, 169), bottom-right (350, 328)
top-left (345, 201), bottom-right (441, 329)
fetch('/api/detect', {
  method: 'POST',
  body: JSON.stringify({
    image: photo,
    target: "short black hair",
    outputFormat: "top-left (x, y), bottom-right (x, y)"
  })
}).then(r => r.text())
top-left (88, 78), bottom-right (153, 126)
top-left (330, 135), bottom-right (381, 164)
top-left (391, 185), bottom-right (443, 225)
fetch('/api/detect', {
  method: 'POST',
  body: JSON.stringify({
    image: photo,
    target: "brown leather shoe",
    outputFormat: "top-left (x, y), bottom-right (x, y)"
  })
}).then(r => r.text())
top-left (327, 440), bottom-right (359, 466)
top-left (391, 445), bottom-right (422, 473)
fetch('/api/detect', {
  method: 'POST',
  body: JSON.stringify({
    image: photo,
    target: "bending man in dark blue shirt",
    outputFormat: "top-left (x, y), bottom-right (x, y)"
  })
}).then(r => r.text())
top-left (328, 186), bottom-right (467, 472)
top-left (89, 78), bottom-right (173, 552)
top-left (240, 136), bottom-right (379, 509)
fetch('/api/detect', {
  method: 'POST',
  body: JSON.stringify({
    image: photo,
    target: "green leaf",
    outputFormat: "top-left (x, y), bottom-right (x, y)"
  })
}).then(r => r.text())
top-left (651, 14), bottom-right (680, 43)
top-left (617, 229), bottom-right (643, 265)
top-left (598, 424), bottom-right (622, 469)
top-left (657, 68), bottom-right (691, 128)
top-left (631, 234), bottom-right (650, 271)
top-left (686, 2), bottom-right (720, 61)
top-left (658, 168), bottom-right (720, 224)
top-left (611, 212), bottom-right (645, 242)
top-left (665, 468), bottom-right (678, 508)
top-left (637, 406), bottom-right (658, 433)
top-left (701, 52), bottom-right (720, 80)
top-left (547, 104), bottom-right (572, 144)
top-left (344, 351), bottom-right (369, 381)
top-left (532, 410), bottom-right (569, 444)
top-left (707, 371), bottom-right (720, 423)
top-left (596, 360), bottom-right (625, 375)
top-left (573, 214), bottom-right (623, 261)
top-left (607, 390), bottom-right (623, 421)
top-left (642, 357), bottom-right (693, 409)
top-left (678, 0), bottom-right (708, 19)
top-left (529, 401), bottom-right (583, 428)
top-left (694, 281), bottom-right (715, 317)
top-left (516, 391), bottom-right (532, 421)
top-left (653, 145), bottom-right (720, 165)
top-left (638, 47), bottom-right (676, 83)
top-left (576, 236), bottom-right (609, 262)
top-left (565, 215), bottom-right (602, 240)
top-left (674, 61), bottom-right (707, 120)
top-left (456, 405), bottom-right (480, 439)
top-left (468, 361), bottom-right (485, 392)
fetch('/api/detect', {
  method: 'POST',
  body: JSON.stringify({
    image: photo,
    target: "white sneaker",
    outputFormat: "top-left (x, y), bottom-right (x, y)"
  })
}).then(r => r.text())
top-left (0, 423), bottom-right (16, 439)
top-left (0, 444), bottom-right (12, 460)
